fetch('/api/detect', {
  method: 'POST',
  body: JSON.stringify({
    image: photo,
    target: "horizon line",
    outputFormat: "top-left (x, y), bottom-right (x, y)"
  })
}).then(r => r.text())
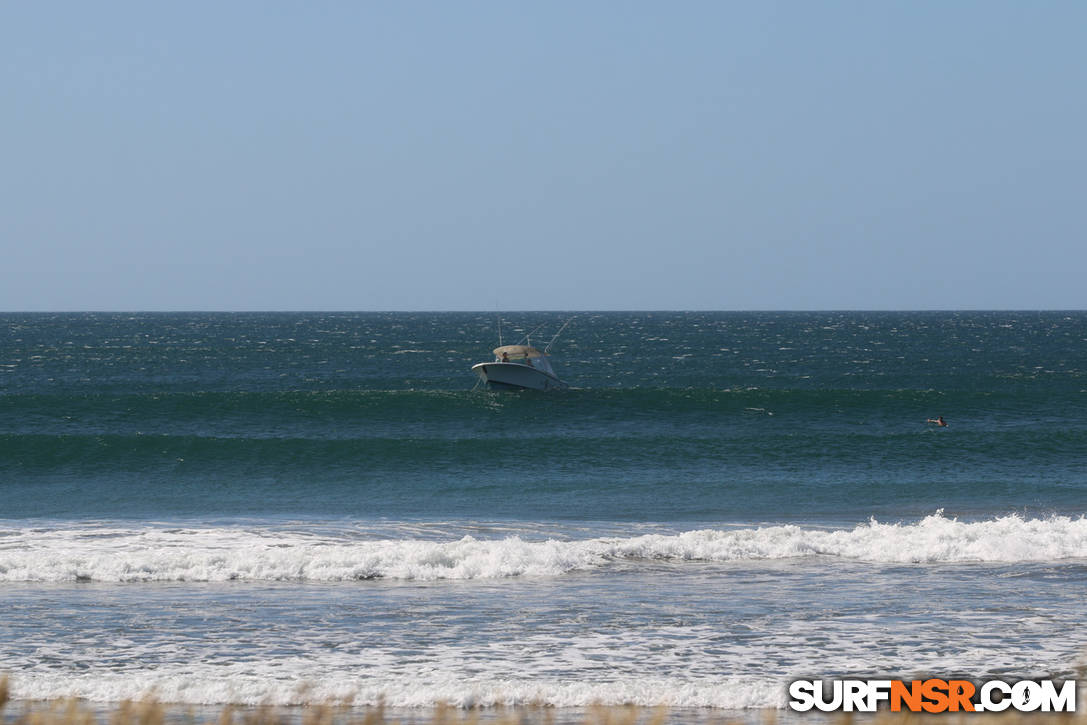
top-left (2, 308), bottom-right (1086, 315)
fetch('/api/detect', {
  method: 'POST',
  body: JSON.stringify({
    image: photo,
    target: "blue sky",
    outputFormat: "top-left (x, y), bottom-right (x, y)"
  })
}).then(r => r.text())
top-left (2, 1), bottom-right (1084, 310)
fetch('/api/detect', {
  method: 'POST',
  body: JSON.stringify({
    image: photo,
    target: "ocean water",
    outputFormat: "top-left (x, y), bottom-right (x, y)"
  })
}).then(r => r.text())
top-left (1, 312), bottom-right (1086, 716)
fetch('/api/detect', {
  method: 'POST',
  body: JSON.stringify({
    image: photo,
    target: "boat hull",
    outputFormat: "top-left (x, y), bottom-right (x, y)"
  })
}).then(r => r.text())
top-left (471, 362), bottom-right (569, 391)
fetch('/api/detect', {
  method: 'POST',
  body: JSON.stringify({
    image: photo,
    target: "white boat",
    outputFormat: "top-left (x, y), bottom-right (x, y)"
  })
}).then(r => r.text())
top-left (471, 318), bottom-right (573, 391)
top-left (471, 345), bottom-right (569, 391)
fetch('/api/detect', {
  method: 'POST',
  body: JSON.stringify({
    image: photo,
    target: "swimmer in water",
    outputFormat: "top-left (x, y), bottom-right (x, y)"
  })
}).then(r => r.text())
top-left (926, 416), bottom-right (948, 427)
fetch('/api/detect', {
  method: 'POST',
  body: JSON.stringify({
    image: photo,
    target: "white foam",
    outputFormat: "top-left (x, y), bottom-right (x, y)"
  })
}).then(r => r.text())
top-left (1, 513), bottom-right (1085, 583)
top-left (8, 618), bottom-right (1086, 709)
top-left (9, 669), bottom-right (784, 709)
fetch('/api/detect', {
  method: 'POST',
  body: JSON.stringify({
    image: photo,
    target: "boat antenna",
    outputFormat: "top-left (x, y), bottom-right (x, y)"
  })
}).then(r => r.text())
top-left (517, 322), bottom-right (548, 347)
top-left (545, 316), bottom-right (575, 354)
top-left (497, 315), bottom-right (503, 346)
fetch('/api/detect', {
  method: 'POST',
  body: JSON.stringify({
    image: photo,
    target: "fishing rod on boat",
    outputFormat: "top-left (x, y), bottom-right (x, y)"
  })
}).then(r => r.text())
top-left (545, 316), bottom-right (575, 354)
top-left (517, 321), bottom-right (549, 347)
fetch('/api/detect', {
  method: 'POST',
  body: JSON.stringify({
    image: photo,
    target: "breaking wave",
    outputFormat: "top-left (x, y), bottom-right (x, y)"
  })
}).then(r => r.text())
top-left (2, 513), bottom-right (1086, 583)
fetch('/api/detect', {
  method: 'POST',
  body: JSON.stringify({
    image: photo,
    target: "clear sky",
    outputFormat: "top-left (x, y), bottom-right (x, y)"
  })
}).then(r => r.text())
top-left (2, 1), bottom-right (1084, 311)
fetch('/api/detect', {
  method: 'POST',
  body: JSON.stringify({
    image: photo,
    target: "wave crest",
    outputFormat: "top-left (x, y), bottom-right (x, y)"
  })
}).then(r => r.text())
top-left (2, 513), bottom-right (1085, 583)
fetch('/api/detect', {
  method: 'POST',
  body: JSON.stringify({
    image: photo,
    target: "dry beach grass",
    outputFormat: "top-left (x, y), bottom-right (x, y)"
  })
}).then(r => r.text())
top-left (2, 676), bottom-right (667, 725)
top-left (2, 677), bottom-right (1084, 725)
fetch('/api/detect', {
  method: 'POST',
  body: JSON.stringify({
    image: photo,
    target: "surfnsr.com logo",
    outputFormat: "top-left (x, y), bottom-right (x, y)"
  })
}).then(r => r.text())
top-left (789, 679), bottom-right (1077, 713)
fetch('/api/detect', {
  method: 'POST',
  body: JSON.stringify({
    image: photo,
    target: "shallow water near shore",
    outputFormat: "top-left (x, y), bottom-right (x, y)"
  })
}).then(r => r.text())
top-left (2, 312), bottom-right (1086, 713)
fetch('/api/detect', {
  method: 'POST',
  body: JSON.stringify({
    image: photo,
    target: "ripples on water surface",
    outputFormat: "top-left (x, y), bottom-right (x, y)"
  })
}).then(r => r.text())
top-left (1, 312), bottom-right (1085, 713)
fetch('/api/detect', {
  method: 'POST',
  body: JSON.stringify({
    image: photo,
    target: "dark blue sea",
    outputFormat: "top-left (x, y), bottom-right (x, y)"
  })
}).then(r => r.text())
top-left (2, 312), bottom-right (1086, 715)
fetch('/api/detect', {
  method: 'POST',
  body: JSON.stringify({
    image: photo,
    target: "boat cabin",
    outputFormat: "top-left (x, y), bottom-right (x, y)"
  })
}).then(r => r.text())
top-left (492, 345), bottom-right (558, 377)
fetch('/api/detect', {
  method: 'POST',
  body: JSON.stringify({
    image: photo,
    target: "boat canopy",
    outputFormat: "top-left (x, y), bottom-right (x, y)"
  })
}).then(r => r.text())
top-left (492, 344), bottom-right (557, 377)
top-left (493, 345), bottom-right (545, 359)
